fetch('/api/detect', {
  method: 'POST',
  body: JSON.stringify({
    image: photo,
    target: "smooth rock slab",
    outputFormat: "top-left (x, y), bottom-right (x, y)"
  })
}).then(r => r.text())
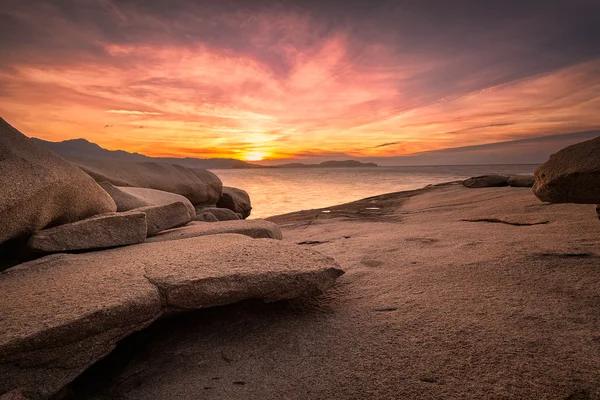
top-left (147, 221), bottom-right (283, 243)
top-left (27, 211), bottom-right (147, 253)
top-left (217, 187), bottom-right (252, 218)
top-left (533, 136), bottom-right (600, 204)
top-left (0, 234), bottom-right (343, 399)
top-left (98, 181), bottom-right (148, 211)
top-left (118, 187), bottom-right (196, 219)
top-left (463, 175), bottom-right (509, 188)
top-left (507, 175), bottom-right (535, 188)
top-left (138, 203), bottom-right (191, 237)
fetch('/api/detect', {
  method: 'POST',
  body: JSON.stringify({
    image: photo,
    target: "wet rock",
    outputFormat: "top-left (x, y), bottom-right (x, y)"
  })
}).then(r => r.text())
top-left (533, 136), bottom-right (600, 204)
top-left (196, 207), bottom-right (240, 221)
top-left (118, 187), bottom-right (196, 219)
top-left (463, 175), bottom-right (509, 188)
top-left (217, 187), bottom-right (252, 218)
top-left (66, 156), bottom-right (222, 206)
top-left (507, 175), bottom-right (535, 188)
top-left (0, 235), bottom-right (343, 399)
top-left (0, 118), bottom-right (116, 245)
top-left (147, 221), bottom-right (283, 242)
top-left (27, 211), bottom-right (147, 253)
top-left (137, 203), bottom-right (192, 237)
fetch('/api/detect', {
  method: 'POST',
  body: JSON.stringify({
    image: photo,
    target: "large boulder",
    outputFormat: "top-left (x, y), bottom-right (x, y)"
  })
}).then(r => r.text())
top-left (507, 175), bottom-right (535, 188)
top-left (0, 119), bottom-right (116, 245)
top-left (0, 234), bottom-right (343, 399)
top-left (118, 187), bottom-right (196, 219)
top-left (217, 187), bottom-right (252, 218)
top-left (27, 211), bottom-right (147, 253)
top-left (138, 203), bottom-right (191, 237)
top-left (147, 220), bottom-right (283, 242)
top-left (196, 207), bottom-right (240, 221)
top-left (463, 175), bottom-right (509, 188)
top-left (65, 156), bottom-right (222, 206)
top-left (533, 136), bottom-right (600, 204)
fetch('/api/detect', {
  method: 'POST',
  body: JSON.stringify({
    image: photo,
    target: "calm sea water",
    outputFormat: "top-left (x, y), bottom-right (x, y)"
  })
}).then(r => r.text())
top-left (212, 165), bottom-right (538, 219)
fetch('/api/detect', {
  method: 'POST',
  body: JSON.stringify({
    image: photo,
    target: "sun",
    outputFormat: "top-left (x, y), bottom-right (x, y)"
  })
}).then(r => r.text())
top-left (242, 151), bottom-right (269, 161)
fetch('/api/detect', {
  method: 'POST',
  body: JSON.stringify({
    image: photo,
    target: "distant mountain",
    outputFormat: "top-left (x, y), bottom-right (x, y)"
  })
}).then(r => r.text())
top-left (275, 160), bottom-right (379, 168)
top-left (32, 138), bottom-right (259, 169)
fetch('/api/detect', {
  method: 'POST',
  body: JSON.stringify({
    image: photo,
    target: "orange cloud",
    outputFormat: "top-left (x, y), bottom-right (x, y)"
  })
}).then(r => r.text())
top-left (0, 3), bottom-right (599, 161)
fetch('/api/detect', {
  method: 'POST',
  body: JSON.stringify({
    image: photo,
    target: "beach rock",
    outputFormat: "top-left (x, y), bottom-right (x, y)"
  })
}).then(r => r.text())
top-left (138, 203), bottom-right (191, 237)
top-left (98, 181), bottom-right (148, 211)
top-left (196, 212), bottom-right (219, 222)
top-left (463, 175), bottom-right (509, 188)
top-left (189, 168), bottom-right (223, 206)
top-left (217, 187), bottom-right (252, 218)
top-left (118, 187), bottom-right (196, 219)
top-left (196, 207), bottom-right (241, 221)
top-left (65, 156), bottom-right (222, 206)
top-left (147, 220), bottom-right (283, 242)
top-left (533, 136), bottom-right (600, 204)
top-left (0, 119), bottom-right (116, 245)
top-left (0, 234), bottom-right (343, 399)
top-left (507, 175), bottom-right (535, 188)
top-left (27, 211), bottom-right (147, 253)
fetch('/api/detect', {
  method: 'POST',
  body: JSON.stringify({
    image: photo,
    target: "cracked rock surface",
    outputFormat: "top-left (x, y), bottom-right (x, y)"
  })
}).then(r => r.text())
top-left (0, 234), bottom-right (342, 399)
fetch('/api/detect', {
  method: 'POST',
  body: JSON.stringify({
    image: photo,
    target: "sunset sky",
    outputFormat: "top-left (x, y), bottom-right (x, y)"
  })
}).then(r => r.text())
top-left (1, 0), bottom-right (599, 163)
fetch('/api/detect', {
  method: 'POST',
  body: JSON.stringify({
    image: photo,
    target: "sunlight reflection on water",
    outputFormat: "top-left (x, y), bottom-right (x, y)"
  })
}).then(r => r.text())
top-left (211, 165), bottom-right (538, 219)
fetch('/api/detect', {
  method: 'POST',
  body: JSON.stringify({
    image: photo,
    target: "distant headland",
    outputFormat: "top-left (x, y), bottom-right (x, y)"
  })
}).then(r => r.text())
top-left (273, 160), bottom-right (379, 168)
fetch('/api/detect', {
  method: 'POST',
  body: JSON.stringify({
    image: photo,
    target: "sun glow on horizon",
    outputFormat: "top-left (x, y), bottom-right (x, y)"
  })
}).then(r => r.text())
top-left (242, 151), bottom-right (270, 162)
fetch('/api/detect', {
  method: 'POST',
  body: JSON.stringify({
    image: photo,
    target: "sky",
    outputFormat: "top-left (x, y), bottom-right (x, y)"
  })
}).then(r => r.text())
top-left (1, 0), bottom-right (599, 163)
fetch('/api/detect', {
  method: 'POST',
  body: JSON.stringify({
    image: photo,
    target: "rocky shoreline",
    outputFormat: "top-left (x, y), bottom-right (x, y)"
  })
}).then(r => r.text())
top-left (1, 117), bottom-right (599, 399)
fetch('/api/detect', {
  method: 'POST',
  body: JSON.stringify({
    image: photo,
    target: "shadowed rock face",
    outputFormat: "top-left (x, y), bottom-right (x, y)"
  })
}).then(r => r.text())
top-left (217, 187), bottom-right (252, 218)
top-left (26, 211), bottom-right (147, 253)
top-left (66, 156), bottom-right (222, 206)
top-left (0, 234), bottom-right (343, 399)
top-left (196, 212), bottom-right (219, 222)
top-left (533, 136), bottom-right (600, 204)
top-left (147, 220), bottom-right (283, 242)
top-left (463, 175), bottom-right (509, 188)
top-left (0, 119), bottom-right (116, 245)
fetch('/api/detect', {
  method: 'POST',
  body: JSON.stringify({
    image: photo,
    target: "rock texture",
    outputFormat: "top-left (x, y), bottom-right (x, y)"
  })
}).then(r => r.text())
top-left (66, 156), bottom-right (222, 206)
top-left (0, 235), bottom-right (342, 399)
top-left (217, 187), bottom-right (252, 218)
top-left (507, 175), bottom-right (535, 188)
top-left (118, 187), bottom-right (196, 219)
top-left (97, 182), bottom-right (148, 211)
top-left (597, 205), bottom-right (600, 220)
top-left (27, 211), bottom-right (147, 253)
top-left (147, 221), bottom-right (283, 243)
top-left (197, 207), bottom-right (240, 221)
top-left (0, 119), bottom-right (116, 245)
top-left (533, 136), bottom-right (600, 204)
top-left (463, 175), bottom-right (509, 188)
top-left (138, 203), bottom-right (191, 237)
top-left (196, 212), bottom-right (219, 222)
top-left (72, 185), bottom-right (600, 400)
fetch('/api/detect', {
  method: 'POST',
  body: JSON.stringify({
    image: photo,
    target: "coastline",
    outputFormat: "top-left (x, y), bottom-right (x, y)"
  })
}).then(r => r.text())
top-left (74, 182), bottom-right (600, 399)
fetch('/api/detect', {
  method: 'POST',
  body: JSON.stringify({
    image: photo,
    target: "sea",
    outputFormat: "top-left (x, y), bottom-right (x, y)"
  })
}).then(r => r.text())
top-left (211, 164), bottom-right (539, 219)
